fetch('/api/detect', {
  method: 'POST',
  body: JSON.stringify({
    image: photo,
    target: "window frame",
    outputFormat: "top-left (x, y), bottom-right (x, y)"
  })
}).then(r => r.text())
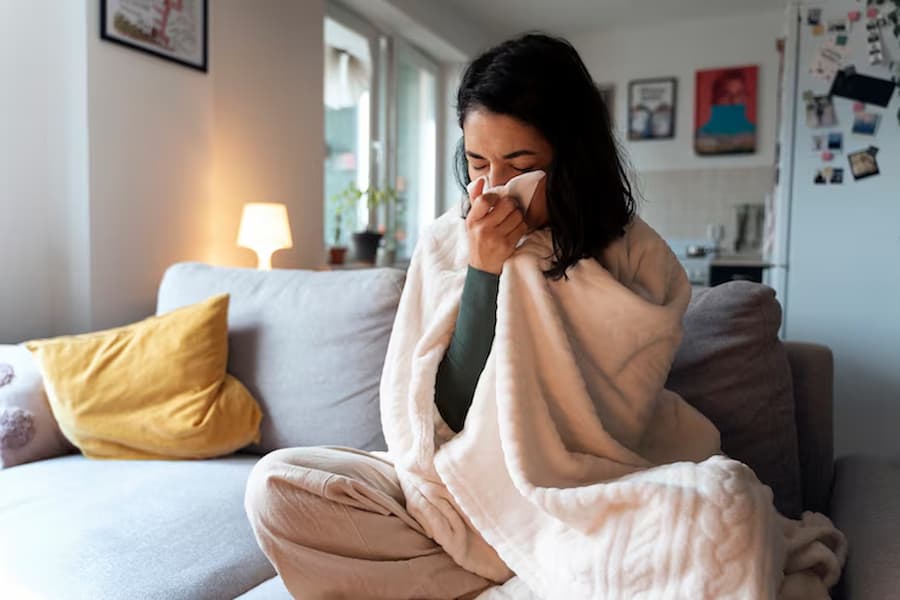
top-left (324, 2), bottom-right (444, 250)
top-left (386, 36), bottom-right (442, 254)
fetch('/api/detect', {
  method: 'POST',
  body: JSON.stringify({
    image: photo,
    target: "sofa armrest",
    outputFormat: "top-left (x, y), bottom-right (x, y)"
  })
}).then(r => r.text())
top-left (829, 455), bottom-right (900, 600)
top-left (783, 341), bottom-right (834, 515)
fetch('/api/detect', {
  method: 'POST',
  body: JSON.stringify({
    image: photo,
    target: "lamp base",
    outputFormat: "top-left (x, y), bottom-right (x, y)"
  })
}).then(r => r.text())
top-left (254, 249), bottom-right (274, 271)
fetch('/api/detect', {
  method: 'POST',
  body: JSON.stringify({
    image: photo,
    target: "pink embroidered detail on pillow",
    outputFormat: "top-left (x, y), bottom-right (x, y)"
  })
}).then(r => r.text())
top-left (0, 407), bottom-right (35, 450)
top-left (0, 363), bottom-right (13, 387)
top-left (0, 345), bottom-right (75, 469)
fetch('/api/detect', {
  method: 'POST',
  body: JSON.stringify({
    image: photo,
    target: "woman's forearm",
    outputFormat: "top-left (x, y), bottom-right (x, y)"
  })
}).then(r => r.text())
top-left (434, 266), bottom-right (500, 432)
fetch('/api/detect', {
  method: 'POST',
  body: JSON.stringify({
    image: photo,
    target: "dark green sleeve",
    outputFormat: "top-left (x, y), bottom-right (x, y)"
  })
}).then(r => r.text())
top-left (434, 266), bottom-right (500, 433)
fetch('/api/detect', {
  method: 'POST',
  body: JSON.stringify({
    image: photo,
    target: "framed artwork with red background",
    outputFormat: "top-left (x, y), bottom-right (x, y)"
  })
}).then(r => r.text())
top-left (694, 65), bottom-right (758, 155)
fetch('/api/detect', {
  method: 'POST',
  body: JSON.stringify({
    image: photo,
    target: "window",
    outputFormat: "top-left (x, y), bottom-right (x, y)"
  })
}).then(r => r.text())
top-left (390, 39), bottom-right (439, 259)
top-left (323, 7), bottom-right (440, 262)
top-left (323, 13), bottom-right (375, 249)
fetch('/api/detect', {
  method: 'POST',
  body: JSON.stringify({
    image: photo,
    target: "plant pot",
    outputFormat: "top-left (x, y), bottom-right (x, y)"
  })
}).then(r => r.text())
top-left (328, 246), bottom-right (348, 265)
top-left (376, 246), bottom-right (397, 267)
top-left (351, 230), bottom-right (383, 264)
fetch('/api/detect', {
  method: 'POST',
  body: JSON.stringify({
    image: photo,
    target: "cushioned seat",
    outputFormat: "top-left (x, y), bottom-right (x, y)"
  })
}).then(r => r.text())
top-left (0, 452), bottom-right (275, 600)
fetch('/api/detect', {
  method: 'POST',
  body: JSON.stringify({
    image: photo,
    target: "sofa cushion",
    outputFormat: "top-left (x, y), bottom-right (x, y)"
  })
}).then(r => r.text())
top-left (0, 345), bottom-right (76, 468)
top-left (666, 281), bottom-right (803, 518)
top-left (156, 263), bottom-right (405, 454)
top-left (0, 453), bottom-right (276, 600)
top-left (26, 294), bottom-right (263, 460)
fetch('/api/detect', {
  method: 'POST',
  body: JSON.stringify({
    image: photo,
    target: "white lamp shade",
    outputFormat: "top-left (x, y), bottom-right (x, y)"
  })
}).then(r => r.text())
top-left (237, 203), bottom-right (293, 269)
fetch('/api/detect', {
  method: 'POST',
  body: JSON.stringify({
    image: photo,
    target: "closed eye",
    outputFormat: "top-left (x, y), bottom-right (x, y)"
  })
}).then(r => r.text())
top-left (470, 165), bottom-right (535, 172)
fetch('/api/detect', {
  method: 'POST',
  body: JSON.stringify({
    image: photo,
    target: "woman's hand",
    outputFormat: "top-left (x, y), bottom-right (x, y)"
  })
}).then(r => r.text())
top-left (465, 178), bottom-right (529, 275)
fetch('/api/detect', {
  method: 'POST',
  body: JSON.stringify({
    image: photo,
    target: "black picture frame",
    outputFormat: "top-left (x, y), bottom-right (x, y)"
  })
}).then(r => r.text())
top-left (627, 77), bottom-right (677, 141)
top-left (847, 148), bottom-right (880, 180)
top-left (100, 0), bottom-right (208, 73)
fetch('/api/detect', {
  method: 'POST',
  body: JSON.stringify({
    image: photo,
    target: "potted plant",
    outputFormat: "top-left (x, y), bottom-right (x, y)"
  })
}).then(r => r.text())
top-left (352, 184), bottom-right (402, 264)
top-left (327, 182), bottom-right (362, 265)
top-left (328, 182), bottom-right (403, 265)
top-left (376, 186), bottom-right (405, 266)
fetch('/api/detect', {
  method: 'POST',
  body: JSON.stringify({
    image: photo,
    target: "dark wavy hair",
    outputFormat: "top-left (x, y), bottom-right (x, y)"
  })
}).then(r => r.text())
top-left (455, 32), bottom-right (637, 280)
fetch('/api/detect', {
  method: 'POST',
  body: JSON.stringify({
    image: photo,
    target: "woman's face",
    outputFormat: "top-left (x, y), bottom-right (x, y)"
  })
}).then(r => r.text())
top-left (463, 109), bottom-right (554, 230)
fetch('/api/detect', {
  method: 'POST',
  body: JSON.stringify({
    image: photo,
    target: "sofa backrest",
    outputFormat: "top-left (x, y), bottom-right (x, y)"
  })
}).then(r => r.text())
top-left (782, 341), bottom-right (834, 515)
top-left (157, 263), bottom-right (818, 518)
top-left (157, 262), bottom-right (405, 455)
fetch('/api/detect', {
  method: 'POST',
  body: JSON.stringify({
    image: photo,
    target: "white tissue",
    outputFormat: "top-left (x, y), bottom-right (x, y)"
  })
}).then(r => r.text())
top-left (465, 170), bottom-right (546, 212)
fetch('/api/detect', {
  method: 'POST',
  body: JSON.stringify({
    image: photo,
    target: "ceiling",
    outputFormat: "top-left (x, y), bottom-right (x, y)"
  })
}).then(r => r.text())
top-left (440, 0), bottom-right (788, 38)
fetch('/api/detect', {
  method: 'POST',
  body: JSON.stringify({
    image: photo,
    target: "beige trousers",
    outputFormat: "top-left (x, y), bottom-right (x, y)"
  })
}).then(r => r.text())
top-left (243, 446), bottom-right (495, 600)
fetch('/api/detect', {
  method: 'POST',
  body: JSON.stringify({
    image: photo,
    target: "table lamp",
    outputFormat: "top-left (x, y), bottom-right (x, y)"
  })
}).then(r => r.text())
top-left (237, 202), bottom-right (293, 270)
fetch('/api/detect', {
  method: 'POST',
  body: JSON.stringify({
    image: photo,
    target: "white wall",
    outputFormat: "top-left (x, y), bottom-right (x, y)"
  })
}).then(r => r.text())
top-left (571, 10), bottom-right (785, 173)
top-left (50, 1), bottom-right (93, 338)
top-left (441, 63), bottom-right (466, 214)
top-left (434, 12), bottom-right (785, 218)
top-left (0, 0), bottom-right (91, 343)
top-left (339, 0), bottom-right (499, 63)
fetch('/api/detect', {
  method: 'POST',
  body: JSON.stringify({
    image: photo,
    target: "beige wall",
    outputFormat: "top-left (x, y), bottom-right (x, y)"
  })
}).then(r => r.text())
top-left (207, 0), bottom-right (324, 273)
top-left (0, 0), bottom-right (327, 340)
top-left (86, 0), bottom-right (216, 330)
top-left (87, 0), bottom-right (326, 330)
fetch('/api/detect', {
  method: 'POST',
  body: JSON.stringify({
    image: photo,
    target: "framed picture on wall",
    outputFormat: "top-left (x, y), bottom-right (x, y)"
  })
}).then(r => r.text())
top-left (694, 65), bottom-right (758, 155)
top-left (100, 0), bottom-right (208, 72)
top-left (627, 78), bottom-right (677, 140)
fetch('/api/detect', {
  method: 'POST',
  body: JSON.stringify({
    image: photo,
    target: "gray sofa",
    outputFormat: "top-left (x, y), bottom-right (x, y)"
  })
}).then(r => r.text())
top-left (0, 262), bottom-right (866, 599)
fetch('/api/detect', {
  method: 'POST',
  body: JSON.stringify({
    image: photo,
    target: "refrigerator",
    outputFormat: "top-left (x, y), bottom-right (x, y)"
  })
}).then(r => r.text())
top-left (767, 1), bottom-right (900, 458)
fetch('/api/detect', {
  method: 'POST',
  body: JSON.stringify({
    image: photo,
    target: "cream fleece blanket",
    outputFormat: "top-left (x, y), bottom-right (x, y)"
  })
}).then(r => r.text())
top-left (380, 208), bottom-right (846, 599)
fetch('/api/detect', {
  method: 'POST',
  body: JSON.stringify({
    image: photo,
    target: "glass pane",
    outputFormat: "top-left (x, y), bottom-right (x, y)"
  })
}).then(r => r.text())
top-left (393, 58), bottom-right (436, 259)
top-left (324, 17), bottom-right (371, 248)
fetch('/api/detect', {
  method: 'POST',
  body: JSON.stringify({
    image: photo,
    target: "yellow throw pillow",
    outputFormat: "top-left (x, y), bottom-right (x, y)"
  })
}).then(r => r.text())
top-left (25, 294), bottom-right (262, 460)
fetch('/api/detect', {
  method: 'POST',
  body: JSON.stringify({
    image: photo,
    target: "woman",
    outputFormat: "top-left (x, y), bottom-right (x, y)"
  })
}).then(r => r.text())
top-left (244, 32), bottom-right (648, 600)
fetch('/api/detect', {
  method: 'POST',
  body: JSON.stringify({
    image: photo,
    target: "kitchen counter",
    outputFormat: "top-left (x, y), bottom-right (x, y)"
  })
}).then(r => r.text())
top-left (710, 254), bottom-right (772, 268)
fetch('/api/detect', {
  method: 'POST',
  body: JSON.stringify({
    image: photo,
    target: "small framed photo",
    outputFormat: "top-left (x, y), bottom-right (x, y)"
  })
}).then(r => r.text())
top-left (808, 8), bottom-right (823, 26)
top-left (828, 18), bottom-right (848, 33)
top-left (805, 95), bottom-right (837, 128)
top-left (628, 78), bottom-right (677, 140)
top-left (830, 168), bottom-right (844, 184)
top-left (848, 148), bottom-right (880, 180)
top-left (827, 132), bottom-right (843, 151)
top-left (851, 111), bottom-right (881, 136)
top-left (100, 0), bottom-right (208, 72)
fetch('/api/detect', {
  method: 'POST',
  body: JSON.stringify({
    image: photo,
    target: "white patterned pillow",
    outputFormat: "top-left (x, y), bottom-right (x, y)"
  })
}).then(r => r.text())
top-left (0, 345), bottom-right (75, 468)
